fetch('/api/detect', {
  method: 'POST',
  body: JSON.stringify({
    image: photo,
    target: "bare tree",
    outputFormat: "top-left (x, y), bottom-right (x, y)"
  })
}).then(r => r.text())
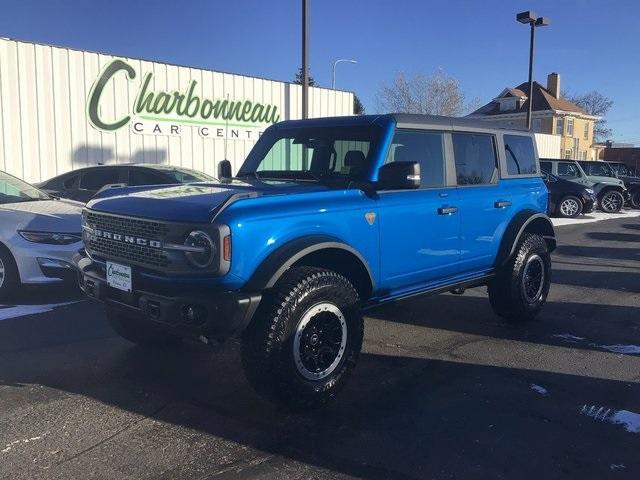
top-left (376, 69), bottom-right (473, 116)
top-left (563, 90), bottom-right (613, 141)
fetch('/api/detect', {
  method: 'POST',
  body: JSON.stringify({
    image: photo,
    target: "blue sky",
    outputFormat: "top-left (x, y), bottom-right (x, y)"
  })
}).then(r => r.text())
top-left (1, 0), bottom-right (638, 142)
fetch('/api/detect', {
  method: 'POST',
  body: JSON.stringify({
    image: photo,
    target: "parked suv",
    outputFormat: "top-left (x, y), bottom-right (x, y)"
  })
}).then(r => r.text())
top-left (541, 171), bottom-right (596, 218)
top-left (604, 161), bottom-right (640, 208)
top-left (74, 115), bottom-right (555, 408)
top-left (540, 159), bottom-right (627, 213)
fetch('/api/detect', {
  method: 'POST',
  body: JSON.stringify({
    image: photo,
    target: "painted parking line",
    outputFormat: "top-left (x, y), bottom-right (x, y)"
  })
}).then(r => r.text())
top-left (552, 209), bottom-right (640, 227)
top-left (0, 301), bottom-right (83, 322)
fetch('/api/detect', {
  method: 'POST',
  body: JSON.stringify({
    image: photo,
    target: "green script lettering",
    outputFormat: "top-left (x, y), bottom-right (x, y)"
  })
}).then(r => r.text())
top-left (87, 60), bottom-right (136, 131)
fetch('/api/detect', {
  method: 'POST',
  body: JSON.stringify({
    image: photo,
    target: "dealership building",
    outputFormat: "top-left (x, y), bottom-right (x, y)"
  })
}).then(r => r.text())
top-left (0, 38), bottom-right (355, 184)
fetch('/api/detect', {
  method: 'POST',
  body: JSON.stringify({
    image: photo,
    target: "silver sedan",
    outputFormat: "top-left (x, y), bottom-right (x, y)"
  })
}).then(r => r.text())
top-left (0, 170), bottom-right (83, 298)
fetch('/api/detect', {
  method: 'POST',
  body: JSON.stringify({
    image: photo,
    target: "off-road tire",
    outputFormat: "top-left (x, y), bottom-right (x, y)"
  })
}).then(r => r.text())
top-left (488, 233), bottom-right (551, 322)
top-left (0, 244), bottom-right (20, 300)
top-left (106, 306), bottom-right (181, 347)
top-left (599, 190), bottom-right (624, 213)
top-left (557, 195), bottom-right (583, 218)
top-left (241, 266), bottom-right (363, 410)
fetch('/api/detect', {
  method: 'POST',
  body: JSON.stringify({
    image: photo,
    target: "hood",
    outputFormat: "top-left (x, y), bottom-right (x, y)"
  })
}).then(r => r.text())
top-left (588, 175), bottom-right (624, 187)
top-left (86, 181), bottom-right (331, 223)
top-left (0, 199), bottom-right (83, 232)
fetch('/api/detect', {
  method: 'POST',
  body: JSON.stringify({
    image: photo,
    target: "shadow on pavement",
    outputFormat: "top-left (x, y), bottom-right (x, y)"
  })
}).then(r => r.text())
top-left (586, 231), bottom-right (640, 243)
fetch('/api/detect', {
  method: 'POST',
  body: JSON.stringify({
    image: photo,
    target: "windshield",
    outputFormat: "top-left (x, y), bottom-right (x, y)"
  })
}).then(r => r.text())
top-left (610, 163), bottom-right (632, 176)
top-left (0, 171), bottom-right (50, 204)
top-left (237, 126), bottom-right (382, 185)
top-left (579, 161), bottom-right (615, 177)
top-left (156, 167), bottom-right (215, 183)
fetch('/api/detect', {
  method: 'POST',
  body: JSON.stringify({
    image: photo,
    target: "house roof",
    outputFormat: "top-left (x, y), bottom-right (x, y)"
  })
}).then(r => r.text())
top-left (472, 81), bottom-right (587, 116)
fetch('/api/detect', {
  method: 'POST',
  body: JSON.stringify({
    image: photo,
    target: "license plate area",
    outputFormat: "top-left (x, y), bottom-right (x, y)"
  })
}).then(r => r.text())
top-left (106, 261), bottom-right (132, 293)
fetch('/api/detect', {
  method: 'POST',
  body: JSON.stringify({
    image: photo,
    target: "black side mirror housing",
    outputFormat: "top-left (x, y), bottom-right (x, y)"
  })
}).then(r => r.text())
top-left (377, 161), bottom-right (421, 190)
top-left (218, 160), bottom-right (232, 183)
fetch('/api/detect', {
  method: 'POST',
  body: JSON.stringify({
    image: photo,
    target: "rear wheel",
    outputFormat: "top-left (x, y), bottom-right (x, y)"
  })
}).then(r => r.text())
top-left (241, 266), bottom-right (363, 410)
top-left (106, 306), bottom-right (181, 347)
top-left (488, 233), bottom-right (551, 322)
top-left (630, 190), bottom-right (640, 209)
top-left (599, 190), bottom-right (624, 213)
top-left (557, 195), bottom-right (583, 218)
top-left (0, 246), bottom-right (20, 300)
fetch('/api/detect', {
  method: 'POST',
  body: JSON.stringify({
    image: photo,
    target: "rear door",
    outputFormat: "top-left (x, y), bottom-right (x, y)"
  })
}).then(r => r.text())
top-left (376, 129), bottom-right (461, 294)
top-left (454, 132), bottom-right (510, 274)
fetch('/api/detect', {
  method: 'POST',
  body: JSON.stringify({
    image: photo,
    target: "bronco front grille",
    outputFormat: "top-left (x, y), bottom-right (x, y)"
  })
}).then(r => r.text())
top-left (84, 211), bottom-right (170, 268)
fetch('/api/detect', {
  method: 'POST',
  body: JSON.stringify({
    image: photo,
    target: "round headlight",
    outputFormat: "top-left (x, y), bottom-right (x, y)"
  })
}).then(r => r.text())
top-left (184, 230), bottom-right (216, 268)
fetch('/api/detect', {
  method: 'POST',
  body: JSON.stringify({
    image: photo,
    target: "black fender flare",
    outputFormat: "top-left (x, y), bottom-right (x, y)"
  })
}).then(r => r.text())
top-left (243, 235), bottom-right (375, 292)
top-left (494, 211), bottom-right (556, 267)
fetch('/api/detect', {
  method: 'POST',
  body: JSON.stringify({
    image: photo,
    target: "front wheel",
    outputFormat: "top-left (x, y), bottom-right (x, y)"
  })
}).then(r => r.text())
top-left (557, 195), bottom-right (583, 218)
top-left (599, 190), bottom-right (624, 213)
top-left (0, 246), bottom-right (20, 300)
top-left (488, 233), bottom-right (551, 322)
top-left (241, 266), bottom-right (363, 410)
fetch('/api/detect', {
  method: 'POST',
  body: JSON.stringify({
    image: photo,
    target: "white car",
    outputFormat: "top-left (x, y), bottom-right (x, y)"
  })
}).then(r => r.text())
top-left (0, 170), bottom-right (83, 298)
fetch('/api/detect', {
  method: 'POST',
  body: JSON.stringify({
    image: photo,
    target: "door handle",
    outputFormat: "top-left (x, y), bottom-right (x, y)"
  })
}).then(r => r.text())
top-left (438, 206), bottom-right (458, 215)
top-left (494, 200), bottom-right (512, 209)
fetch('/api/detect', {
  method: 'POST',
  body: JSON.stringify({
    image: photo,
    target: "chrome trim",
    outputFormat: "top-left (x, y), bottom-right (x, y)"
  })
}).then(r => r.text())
top-left (164, 243), bottom-right (207, 253)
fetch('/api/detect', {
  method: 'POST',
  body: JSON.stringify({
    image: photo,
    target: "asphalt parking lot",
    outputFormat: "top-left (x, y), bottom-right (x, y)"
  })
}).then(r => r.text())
top-left (1, 214), bottom-right (639, 480)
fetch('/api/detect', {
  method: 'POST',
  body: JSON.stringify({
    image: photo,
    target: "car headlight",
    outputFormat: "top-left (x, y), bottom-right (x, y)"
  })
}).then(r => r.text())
top-left (18, 231), bottom-right (82, 245)
top-left (183, 230), bottom-right (216, 268)
top-left (585, 188), bottom-right (595, 194)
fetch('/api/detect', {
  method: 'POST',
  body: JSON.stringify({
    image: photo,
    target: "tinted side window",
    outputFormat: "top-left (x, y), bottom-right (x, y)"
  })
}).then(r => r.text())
top-left (504, 135), bottom-right (537, 175)
top-left (63, 174), bottom-right (79, 190)
top-left (385, 130), bottom-right (445, 189)
top-left (557, 162), bottom-right (580, 178)
top-left (79, 169), bottom-right (120, 190)
top-left (129, 169), bottom-right (170, 186)
top-left (540, 161), bottom-right (552, 174)
top-left (452, 133), bottom-right (498, 185)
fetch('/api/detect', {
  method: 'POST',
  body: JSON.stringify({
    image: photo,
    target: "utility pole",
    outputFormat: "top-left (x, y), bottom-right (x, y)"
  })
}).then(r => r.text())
top-left (301, 0), bottom-right (309, 119)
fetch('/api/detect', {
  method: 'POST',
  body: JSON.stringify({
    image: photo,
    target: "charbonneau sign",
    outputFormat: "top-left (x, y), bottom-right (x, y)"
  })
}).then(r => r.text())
top-left (87, 59), bottom-right (281, 135)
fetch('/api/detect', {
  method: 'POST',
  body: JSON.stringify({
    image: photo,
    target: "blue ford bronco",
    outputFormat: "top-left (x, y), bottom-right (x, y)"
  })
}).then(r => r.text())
top-left (75, 114), bottom-right (556, 408)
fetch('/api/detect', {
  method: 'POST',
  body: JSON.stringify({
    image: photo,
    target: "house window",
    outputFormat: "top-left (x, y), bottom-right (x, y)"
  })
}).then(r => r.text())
top-left (564, 149), bottom-right (572, 159)
top-left (566, 118), bottom-right (574, 136)
top-left (556, 118), bottom-right (564, 135)
top-left (532, 118), bottom-right (542, 132)
top-left (583, 122), bottom-right (589, 140)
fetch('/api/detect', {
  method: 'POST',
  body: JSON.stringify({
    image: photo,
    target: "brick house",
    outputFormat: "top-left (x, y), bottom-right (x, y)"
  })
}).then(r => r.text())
top-left (469, 73), bottom-right (599, 160)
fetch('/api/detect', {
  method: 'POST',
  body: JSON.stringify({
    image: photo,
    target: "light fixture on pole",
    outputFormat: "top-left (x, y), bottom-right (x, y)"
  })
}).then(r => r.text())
top-left (302, 0), bottom-right (309, 119)
top-left (332, 59), bottom-right (357, 89)
top-left (516, 11), bottom-right (549, 131)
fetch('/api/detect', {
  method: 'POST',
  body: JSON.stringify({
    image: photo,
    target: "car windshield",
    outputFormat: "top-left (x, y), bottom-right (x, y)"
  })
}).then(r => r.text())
top-left (580, 161), bottom-right (615, 177)
top-left (610, 163), bottom-right (632, 176)
top-left (237, 126), bottom-right (382, 185)
top-left (155, 167), bottom-right (215, 183)
top-left (0, 171), bottom-right (50, 204)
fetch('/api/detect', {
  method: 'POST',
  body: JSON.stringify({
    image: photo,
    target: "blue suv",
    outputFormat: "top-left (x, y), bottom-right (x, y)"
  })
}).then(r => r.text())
top-left (75, 114), bottom-right (556, 408)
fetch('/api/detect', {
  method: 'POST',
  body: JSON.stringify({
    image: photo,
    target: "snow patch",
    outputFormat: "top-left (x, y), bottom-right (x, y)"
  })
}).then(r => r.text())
top-left (552, 209), bottom-right (640, 227)
top-left (580, 405), bottom-right (640, 434)
top-left (597, 344), bottom-right (640, 355)
top-left (530, 384), bottom-right (548, 396)
top-left (552, 333), bottom-right (585, 343)
top-left (0, 301), bottom-right (82, 322)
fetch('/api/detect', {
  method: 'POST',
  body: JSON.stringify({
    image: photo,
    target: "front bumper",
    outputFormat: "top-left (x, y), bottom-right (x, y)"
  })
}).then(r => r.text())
top-left (11, 235), bottom-right (80, 284)
top-left (73, 252), bottom-right (261, 342)
top-left (582, 194), bottom-right (596, 214)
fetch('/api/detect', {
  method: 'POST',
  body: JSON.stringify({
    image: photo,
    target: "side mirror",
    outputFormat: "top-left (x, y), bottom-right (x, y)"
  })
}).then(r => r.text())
top-left (377, 161), bottom-right (421, 190)
top-left (218, 160), bottom-right (232, 183)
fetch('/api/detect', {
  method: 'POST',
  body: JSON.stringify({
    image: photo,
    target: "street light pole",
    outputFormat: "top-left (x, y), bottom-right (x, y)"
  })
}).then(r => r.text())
top-left (332, 59), bottom-right (357, 89)
top-left (517, 11), bottom-right (549, 131)
top-left (301, 0), bottom-right (309, 119)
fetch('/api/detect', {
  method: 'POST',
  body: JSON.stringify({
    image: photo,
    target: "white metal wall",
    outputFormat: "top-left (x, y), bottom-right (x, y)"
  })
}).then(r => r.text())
top-left (0, 38), bottom-right (355, 183)
top-left (534, 133), bottom-right (561, 158)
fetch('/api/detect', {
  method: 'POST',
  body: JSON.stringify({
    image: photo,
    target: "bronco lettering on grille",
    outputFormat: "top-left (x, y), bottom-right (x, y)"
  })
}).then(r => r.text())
top-left (93, 229), bottom-right (162, 249)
